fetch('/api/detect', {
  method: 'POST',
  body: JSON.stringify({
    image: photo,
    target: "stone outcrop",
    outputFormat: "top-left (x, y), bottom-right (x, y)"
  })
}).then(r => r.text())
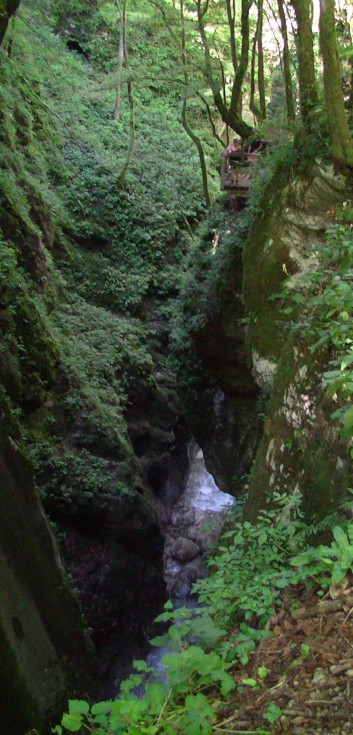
top-left (189, 234), bottom-right (263, 496)
top-left (0, 425), bottom-right (93, 735)
top-left (242, 161), bottom-right (353, 519)
top-left (172, 537), bottom-right (200, 562)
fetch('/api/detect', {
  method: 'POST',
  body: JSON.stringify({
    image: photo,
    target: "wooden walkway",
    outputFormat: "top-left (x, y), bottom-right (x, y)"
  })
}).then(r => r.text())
top-left (220, 151), bottom-right (262, 196)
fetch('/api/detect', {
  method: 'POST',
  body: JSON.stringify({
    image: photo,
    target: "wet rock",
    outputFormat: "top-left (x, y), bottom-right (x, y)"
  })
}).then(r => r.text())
top-left (182, 525), bottom-right (200, 542)
top-left (172, 537), bottom-right (200, 562)
top-left (0, 427), bottom-right (93, 734)
top-left (170, 508), bottom-right (197, 528)
top-left (170, 566), bottom-right (199, 599)
top-left (164, 443), bottom-right (234, 596)
top-left (62, 526), bottom-right (165, 694)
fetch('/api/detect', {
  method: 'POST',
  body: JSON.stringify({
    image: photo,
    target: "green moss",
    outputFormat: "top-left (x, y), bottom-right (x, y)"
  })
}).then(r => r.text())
top-left (28, 442), bottom-right (136, 505)
top-left (243, 206), bottom-right (295, 360)
top-left (0, 626), bottom-right (39, 735)
top-left (245, 336), bottom-right (352, 521)
top-left (301, 443), bottom-right (348, 517)
top-left (15, 294), bottom-right (58, 407)
top-left (13, 101), bottom-right (33, 146)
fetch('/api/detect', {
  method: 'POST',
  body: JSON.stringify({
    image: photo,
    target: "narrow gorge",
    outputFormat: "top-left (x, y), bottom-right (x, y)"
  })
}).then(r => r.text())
top-left (1, 0), bottom-right (353, 733)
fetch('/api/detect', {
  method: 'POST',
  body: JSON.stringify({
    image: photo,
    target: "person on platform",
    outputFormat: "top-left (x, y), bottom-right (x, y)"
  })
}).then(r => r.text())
top-left (247, 139), bottom-right (264, 161)
top-left (223, 138), bottom-right (242, 160)
top-left (222, 138), bottom-right (242, 172)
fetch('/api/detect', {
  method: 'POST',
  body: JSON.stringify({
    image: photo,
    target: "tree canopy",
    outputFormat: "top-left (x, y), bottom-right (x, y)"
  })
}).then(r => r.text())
top-left (2, 0), bottom-right (352, 175)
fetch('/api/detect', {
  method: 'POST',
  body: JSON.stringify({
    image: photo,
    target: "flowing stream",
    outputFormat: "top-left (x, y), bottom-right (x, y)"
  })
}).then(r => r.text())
top-left (146, 440), bottom-right (235, 676)
top-left (164, 440), bottom-right (235, 601)
top-left (112, 440), bottom-right (235, 692)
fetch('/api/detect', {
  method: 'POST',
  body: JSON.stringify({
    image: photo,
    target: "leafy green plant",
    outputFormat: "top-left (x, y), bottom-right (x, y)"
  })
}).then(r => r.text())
top-left (263, 703), bottom-right (282, 726)
top-left (275, 223), bottom-right (353, 445)
top-left (193, 492), bottom-right (308, 639)
top-left (55, 642), bottom-right (233, 734)
top-left (291, 523), bottom-right (353, 586)
top-left (54, 493), bottom-right (349, 735)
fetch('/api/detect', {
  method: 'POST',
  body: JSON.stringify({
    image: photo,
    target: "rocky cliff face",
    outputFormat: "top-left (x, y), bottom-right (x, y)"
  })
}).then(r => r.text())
top-left (191, 241), bottom-right (262, 495)
top-left (172, 212), bottom-right (263, 499)
top-left (0, 419), bottom-right (93, 735)
top-left (242, 161), bottom-right (353, 519)
top-left (0, 252), bottom-right (179, 697)
top-left (0, 61), bottom-right (185, 706)
top-left (175, 159), bottom-right (353, 523)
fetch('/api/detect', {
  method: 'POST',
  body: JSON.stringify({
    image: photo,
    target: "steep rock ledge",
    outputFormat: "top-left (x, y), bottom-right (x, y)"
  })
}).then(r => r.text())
top-left (192, 242), bottom-right (262, 495)
top-left (0, 419), bottom-right (93, 735)
top-left (0, 157), bottom-right (179, 698)
top-left (242, 161), bottom-right (353, 518)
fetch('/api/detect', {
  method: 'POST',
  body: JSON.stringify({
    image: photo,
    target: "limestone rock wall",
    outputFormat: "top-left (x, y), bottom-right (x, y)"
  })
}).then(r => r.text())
top-left (189, 228), bottom-right (263, 496)
top-left (0, 427), bottom-right (93, 735)
top-left (242, 161), bottom-right (353, 519)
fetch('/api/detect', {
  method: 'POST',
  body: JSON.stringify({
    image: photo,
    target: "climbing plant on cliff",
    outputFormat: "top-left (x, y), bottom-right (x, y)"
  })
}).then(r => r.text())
top-left (278, 220), bottom-right (353, 447)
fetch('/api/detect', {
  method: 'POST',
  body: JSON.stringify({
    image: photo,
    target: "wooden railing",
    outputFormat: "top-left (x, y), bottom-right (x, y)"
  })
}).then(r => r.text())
top-left (220, 151), bottom-right (262, 194)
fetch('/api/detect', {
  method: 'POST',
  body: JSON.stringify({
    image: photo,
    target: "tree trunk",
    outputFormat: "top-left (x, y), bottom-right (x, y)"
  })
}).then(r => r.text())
top-left (196, 0), bottom-right (253, 138)
top-left (278, 0), bottom-right (295, 121)
top-left (182, 99), bottom-right (211, 207)
top-left (319, 0), bottom-right (353, 166)
top-left (230, 0), bottom-right (252, 115)
top-left (257, 0), bottom-right (266, 119)
top-left (250, 13), bottom-right (262, 123)
top-left (0, 0), bottom-right (21, 46)
top-left (198, 93), bottom-right (225, 146)
top-left (113, 7), bottom-right (125, 122)
top-left (226, 0), bottom-right (238, 73)
top-left (118, 1), bottom-right (136, 185)
top-left (181, 0), bottom-right (211, 207)
top-left (291, 0), bottom-right (318, 123)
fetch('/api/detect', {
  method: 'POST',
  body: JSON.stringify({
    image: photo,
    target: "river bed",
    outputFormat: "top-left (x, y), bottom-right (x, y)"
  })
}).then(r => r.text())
top-left (164, 440), bottom-right (235, 603)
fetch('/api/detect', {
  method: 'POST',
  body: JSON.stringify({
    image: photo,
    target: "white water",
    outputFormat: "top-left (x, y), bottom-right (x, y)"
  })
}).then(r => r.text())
top-left (181, 443), bottom-right (234, 514)
top-left (119, 440), bottom-right (236, 691)
top-left (144, 442), bottom-right (235, 683)
top-left (165, 441), bottom-right (235, 599)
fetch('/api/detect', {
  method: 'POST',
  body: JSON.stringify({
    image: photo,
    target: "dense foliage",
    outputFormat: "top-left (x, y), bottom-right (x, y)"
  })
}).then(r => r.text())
top-left (0, 0), bottom-right (216, 507)
top-left (277, 217), bottom-right (353, 446)
top-left (53, 493), bottom-right (353, 735)
top-left (1, 0), bottom-right (353, 733)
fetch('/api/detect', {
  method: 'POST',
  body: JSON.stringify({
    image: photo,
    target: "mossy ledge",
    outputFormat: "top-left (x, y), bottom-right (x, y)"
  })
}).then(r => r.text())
top-left (243, 160), bottom-right (353, 519)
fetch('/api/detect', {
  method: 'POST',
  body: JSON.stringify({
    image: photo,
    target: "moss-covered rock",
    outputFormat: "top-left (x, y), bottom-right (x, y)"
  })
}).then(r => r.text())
top-left (243, 160), bottom-right (353, 519)
top-left (171, 210), bottom-right (263, 496)
top-left (0, 423), bottom-right (93, 735)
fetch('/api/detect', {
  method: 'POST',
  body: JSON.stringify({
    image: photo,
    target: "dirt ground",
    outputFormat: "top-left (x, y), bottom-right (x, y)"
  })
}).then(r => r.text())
top-left (215, 580), bottom-right (353, 735)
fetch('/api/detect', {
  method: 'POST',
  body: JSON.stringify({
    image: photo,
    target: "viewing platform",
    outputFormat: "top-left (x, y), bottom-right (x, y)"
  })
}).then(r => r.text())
top-left (220, 151), bottom-right (262, 195)
top-left (220, 141), bottom-right (269, 195)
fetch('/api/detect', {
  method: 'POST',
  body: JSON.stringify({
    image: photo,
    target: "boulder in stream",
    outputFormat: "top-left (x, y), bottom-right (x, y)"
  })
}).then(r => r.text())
top-left (171, 537), bottom-right (200, 562)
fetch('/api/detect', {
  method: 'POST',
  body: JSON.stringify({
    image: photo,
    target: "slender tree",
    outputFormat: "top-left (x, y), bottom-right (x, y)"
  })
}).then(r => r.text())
top-left (0, 0), bottom-right (21, 45)
top-left (113, 0), bottom-right (125, 121)
top-left (277, 0), bottom-right (295, 121)
top-left (319, 0), bottom-right (353, 166)
top-left (117, 0), bottom-right (136, 185)
top-left (250, 0), bottom-right (266, 122)
top-left (250, 5), bottom-right (262, 122)
top-left (181, 0), bottom-right (211, 206)
top-left (257, 0), bottom-right (266, 119)
top-left (291, 0), bottom-right (318, 123)
top-left (196, 0), bottom-right (254, 138)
